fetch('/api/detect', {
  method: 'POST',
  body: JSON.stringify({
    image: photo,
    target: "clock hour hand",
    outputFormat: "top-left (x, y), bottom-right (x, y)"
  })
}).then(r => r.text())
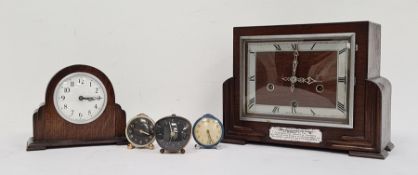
top-left (79, 96), bottom-right (102, 101)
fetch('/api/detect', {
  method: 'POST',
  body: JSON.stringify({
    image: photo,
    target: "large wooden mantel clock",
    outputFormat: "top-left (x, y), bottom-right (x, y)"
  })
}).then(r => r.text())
top-left (222, 21), bottom-right (394, 159)
top-left (27, 65), bottom-right (127, 151)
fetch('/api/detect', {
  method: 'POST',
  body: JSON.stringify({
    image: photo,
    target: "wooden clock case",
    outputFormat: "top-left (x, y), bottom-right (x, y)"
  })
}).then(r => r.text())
top-left (222, 21), bottom-right (394, 159)
top-left (27, 65), bottom-right (128, 151)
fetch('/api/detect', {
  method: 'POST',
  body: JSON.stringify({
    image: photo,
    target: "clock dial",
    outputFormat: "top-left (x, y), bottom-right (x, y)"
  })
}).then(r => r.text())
top-left (53, 72), bottom-right (107, 124)
top-left (126, 114), bottom-right (155, 147)
top-left (242, 33), bottom-right (355, 127)
top-left (192, 114), bottom-right (223, 148)
top-left (155, 115), bottom-right (191, 152)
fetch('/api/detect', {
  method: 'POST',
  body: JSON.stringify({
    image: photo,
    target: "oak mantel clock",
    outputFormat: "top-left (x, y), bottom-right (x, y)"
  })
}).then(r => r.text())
top-left (27, 65), bottom-right (127, 151)
top-left (222, 21), bottom-right (393, 159)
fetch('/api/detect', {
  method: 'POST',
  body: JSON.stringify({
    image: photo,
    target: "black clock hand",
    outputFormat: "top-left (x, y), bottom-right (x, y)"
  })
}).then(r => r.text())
top-left (139, 130), bottom-right (150, 136)
top-left (206, 129), bottom-right (213, 144)
top-left (79, 96), bottom-right (102, 101)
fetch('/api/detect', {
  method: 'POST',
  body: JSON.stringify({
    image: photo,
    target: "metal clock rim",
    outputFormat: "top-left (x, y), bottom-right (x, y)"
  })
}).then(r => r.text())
top-left (192, 113), bottom-right (224, 148)
top-left (125, 113), bottom-right (156, 147)
top-left (53, 72), bottom-right (108, 125)
top-left (154, 114), bottom-right (192, 151)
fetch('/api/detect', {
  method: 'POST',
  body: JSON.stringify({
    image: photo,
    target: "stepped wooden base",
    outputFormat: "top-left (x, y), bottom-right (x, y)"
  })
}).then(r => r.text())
top-left (349, 142), bottom-right (395, 159)
top-left (27, 137), bottom-right (128, 151)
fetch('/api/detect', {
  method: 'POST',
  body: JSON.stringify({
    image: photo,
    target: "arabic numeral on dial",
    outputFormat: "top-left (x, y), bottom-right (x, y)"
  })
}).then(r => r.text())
top-left (95, 88), bottom-right (99, 93)
top-left (60, 95), bottom-right (66, 100)
top-left (64, 88), bottom-right (71, 93)
top-left (70, 81), bottom-right (75, 87)
top-left (94, 104), bottom-right (98, 109)
top-left (64, 104), bottom-right (68, 109)
top-left (88, 110), bottom-right (92, 116)
top-left (79, 113), bottom-right (83, 118)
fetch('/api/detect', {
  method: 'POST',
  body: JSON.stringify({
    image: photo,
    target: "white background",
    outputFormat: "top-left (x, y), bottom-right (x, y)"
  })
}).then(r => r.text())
top-left (1, 0), bottom-right (417, 174)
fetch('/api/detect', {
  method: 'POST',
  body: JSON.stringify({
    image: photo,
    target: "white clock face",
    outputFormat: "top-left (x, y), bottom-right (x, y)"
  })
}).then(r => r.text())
top-left (53, 72), bottom-right (108, 124)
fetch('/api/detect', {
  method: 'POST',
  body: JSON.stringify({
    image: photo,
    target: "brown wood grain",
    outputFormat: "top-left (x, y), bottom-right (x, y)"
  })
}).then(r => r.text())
top-left (27, 65), bottom-right (128, 151)
top-left (254, 51), bottom-right (337, 108)
top-left (223, 21), bottom-right (393, 159)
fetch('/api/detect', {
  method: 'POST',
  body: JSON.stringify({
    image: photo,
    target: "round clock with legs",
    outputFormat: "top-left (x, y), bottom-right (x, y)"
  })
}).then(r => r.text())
top-left (126, 113), bottom-right (155, 150)
top-left (155, 114), bottom-right (191, 154)
top-left (193, 114), bottom-right (224, 149)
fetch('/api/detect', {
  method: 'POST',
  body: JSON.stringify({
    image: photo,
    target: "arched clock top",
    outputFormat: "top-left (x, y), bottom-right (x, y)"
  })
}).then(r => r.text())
top-left (44, 64), bottom-right (116, 105)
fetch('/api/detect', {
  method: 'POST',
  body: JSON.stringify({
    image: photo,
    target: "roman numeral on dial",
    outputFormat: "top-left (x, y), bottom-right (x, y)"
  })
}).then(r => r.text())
top-left (338, 76), bottom-right (346, 83)
top-left (337, 102), bottom-right (345, 112)
top-left (311, 42), bottom-right (317, 50)
top-left (339, 48), bottom-right (347, 54)
top-left (249, 75), bottom-right (255, 81)
top-left (248, 98), bottom-right (255, 109)
top-left (274, 44), bottom-right (281, 51)
top-left (272, 106), bottom-right (279, 113)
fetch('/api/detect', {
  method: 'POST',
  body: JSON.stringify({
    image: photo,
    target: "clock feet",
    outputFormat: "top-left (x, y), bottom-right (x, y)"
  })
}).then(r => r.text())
top-left (147, 144), bottom-right (155, 150)
top-left (385, 142), bottom-right (395, 152)
top-left (159, 148), bottom-right (186, 154)
top-left (349, 150), bottom-right (389, 159)
top-left (194, 144), bottom-right (220, 150)
top-left (26, 137), bottom-right (47, 151)
top-left (349, 142), bottom-right (395, 159)
top-left (127, 143), bottom-right (154, 150)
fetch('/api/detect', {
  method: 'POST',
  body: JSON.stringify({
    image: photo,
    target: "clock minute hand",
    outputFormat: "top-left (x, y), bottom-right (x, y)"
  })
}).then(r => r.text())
top-left (290, 43), bottom-right (299, 93)
top-left (206, 129), bottom-right (213, 145)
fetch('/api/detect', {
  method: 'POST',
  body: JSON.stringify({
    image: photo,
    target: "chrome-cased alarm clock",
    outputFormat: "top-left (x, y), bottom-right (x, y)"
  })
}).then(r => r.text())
top-left (125, 113), bottom-right (155, 150)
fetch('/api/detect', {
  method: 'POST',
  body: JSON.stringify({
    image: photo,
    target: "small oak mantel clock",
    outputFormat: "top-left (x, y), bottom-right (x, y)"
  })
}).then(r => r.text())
top-left (27, 65), bottom-right (127, 151)
top-left (222, 21), bottom-right (393, 159)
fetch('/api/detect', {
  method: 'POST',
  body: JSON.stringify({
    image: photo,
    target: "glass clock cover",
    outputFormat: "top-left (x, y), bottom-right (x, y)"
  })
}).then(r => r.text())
top-left (126, 113), bottom-right (155, 147)
top-left (53, 72), bottom-right (108, 124)
top-left (192, 114), bottom-right (224, 148)
top-left (155, 114), bottom-right (191, 152)
top-left (241, 33), bottom-right (355, 128)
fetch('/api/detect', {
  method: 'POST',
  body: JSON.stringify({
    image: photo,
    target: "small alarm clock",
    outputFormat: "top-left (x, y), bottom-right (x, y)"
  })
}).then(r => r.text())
top-left (192, 114), bottom-right (224, 149)
top-left (155, 114), bottom-right (191, 154)
top-left (125, 113), bottom-right (155, 150)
